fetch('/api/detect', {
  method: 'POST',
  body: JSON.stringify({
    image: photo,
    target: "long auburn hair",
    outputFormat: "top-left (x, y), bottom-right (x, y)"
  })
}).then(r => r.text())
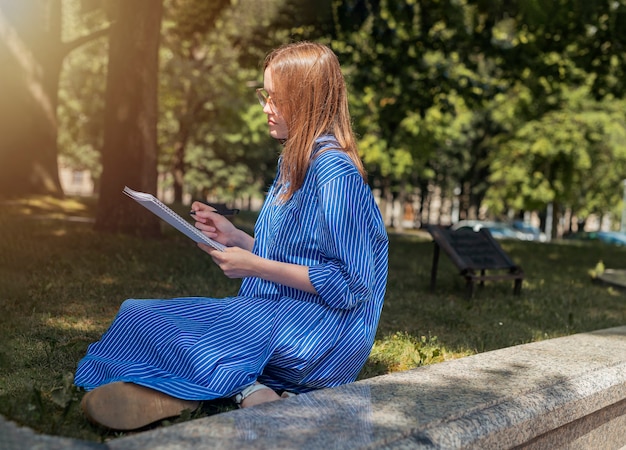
top-left (263, 41), bottom-right (366, 202)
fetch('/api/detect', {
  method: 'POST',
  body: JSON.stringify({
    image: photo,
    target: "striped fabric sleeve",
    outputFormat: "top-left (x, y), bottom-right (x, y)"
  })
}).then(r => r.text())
top-left (308, 169), bottom-right (377, 310)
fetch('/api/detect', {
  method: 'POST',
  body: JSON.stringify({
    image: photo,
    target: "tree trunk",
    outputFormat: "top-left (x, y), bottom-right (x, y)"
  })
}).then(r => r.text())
top-left (94, 0), bottom-right (163, 237)
top-left (0, 1), bottom-right (63, 197)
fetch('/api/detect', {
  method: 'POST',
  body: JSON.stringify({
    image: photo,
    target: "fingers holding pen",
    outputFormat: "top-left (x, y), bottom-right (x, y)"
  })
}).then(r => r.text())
top-left (190, 201), bottom-right (218, 220)
top-left (191, 202), bottom-right (220, 228)
top-left (191, 201), bottom-right (239, 246)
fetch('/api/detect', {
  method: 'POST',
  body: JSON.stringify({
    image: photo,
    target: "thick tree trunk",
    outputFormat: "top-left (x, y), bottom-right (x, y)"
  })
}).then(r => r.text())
top-left (94, 0), bottom-right (163, 236)
top-left (0, 1), bottom-right (63, 197)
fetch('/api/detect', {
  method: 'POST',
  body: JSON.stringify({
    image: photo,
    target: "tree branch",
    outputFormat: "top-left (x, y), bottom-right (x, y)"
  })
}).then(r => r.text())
top-left (62, 25), bottom-right (112, 57)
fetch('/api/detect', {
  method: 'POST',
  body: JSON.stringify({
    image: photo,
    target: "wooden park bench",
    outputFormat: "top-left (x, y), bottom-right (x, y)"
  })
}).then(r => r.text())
top-left (426, 225), bottom-right (524, 298)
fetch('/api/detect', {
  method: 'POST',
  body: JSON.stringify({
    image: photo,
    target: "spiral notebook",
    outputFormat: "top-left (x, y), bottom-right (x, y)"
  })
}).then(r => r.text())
top-left (123, 186), bottom-right (225, 251)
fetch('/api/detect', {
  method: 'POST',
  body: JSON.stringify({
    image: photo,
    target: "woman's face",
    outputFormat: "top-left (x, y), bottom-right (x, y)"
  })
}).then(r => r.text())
top-left (262, 68), bottom-right (288, 141)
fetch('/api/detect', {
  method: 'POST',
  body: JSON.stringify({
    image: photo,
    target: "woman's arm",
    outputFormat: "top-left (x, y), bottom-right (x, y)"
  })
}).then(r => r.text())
top-left (197, 244), bottom-right (317, 294)
top-left (307, 165), bottom-right (388, 310)
top-left (193, 200), bottom-right (316, 292)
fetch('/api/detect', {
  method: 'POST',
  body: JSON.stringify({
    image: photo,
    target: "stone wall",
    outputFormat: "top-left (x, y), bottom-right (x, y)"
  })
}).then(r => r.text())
top-left (2, 326), bottom-right (625, 449)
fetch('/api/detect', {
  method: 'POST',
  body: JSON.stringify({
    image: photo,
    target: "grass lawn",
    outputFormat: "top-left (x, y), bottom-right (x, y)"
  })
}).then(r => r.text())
top-left (1, 195), bottom-right (625, 443)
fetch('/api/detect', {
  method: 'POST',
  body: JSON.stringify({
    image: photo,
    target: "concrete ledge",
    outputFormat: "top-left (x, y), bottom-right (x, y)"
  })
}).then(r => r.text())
top-left (3, 326), bottom-right (625, 449)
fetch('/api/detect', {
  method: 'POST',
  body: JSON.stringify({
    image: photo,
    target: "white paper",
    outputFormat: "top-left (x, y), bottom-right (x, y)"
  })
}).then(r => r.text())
top-left (123, 186), bottom-right (225, 251)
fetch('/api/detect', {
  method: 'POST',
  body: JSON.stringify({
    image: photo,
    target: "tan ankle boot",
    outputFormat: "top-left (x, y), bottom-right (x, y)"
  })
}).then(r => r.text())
top-left (81, 382), bottom-right (199, 430)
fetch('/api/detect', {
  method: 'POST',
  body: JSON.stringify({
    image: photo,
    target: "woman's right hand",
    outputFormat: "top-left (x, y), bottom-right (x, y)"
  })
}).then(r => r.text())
top-left (191, 202), bottom-right (253, 250)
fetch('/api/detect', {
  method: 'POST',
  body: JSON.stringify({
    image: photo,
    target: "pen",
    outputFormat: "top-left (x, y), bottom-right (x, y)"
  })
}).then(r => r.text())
top-left (189, 203), bottom-right (240, 216)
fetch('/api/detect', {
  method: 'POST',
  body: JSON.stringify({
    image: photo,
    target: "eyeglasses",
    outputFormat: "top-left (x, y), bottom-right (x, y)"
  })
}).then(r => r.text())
top-left (256, 88), bottom-right (277, 112)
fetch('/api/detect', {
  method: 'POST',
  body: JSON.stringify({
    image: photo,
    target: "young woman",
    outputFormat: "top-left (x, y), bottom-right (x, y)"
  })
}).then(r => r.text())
top-left (75, 41), bottom-right (388, 431)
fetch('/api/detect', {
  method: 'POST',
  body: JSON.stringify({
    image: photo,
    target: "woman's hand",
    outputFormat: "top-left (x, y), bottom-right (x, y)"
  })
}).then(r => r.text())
top-left (191, 201), bottom-right (253, 250)
top-left (197, 244), bottom-right (262, 279)
top-left (192, 202), bottom-right (315, 293)
top-left (199, 242), bottom-right (317, 293)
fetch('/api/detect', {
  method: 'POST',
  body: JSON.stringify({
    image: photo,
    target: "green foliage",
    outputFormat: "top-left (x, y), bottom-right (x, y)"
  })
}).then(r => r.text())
top-left (56, 0), bottom-right (315, 204)
top-left (331, 0), bottom-right (626, 224)
top-left (55, 1), bottom-right (112, 182)
top-left (588, 260), bottom-right (605, 279)
top-left (486, 83), bottom-right (626, 219)
top-left (362, 332), bottom-right (448, 377)
top-left (156, 0), bottom-right (336, 201)
top-left (58, 37), bottom-right (108, 178)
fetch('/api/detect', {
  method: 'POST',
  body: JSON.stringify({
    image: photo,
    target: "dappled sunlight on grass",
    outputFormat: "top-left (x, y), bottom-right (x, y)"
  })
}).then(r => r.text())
top-left (360, 331), bottom-right (472, 379)
top-left (372, 332), bottom-right (446, 370)
top-left (545, 250), bottom-right (565, 261)
top-left (3, 195), bottom-right (94, 217)
top-left (97, 275), bottom-right (116, 285)
top-left (43, 316), bottom-right (102, 334)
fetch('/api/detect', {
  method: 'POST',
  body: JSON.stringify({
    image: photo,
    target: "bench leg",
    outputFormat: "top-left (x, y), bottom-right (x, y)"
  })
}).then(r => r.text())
top-left (430, 243), bottom-right (440, 292)
top-left (465, 273), bottom-right (476, 299)
top-left (514, 278), bottom-right (522, 295)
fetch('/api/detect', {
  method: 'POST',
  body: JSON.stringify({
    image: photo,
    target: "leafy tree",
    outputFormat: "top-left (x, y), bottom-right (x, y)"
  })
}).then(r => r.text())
top-left (332, 0), bottom-right (626, 229)
top-left (472, 0), bottom-right (626, 100)
top-left (58, 4), bottom-right (110, 193)
top-left (158, 0), bottom-right (233, 203)
top-left (158, 0), bottom-right (333, 205)
top-left (472, 0), bottom-right (626, 233)
top-left (331, 0), bottom-right (507, 222)
top-left (486, 83), bottom-right (626, 234)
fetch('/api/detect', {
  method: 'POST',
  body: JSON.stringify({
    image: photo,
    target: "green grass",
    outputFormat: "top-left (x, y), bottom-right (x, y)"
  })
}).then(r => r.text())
top-left (1, 195), bottom-right (625, 442)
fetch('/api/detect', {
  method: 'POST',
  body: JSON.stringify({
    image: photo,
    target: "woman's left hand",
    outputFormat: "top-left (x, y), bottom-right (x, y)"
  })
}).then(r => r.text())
top-left (197, 244), bottom-right (261, 279)
top-left (198, 244), bottom-right (316, 294)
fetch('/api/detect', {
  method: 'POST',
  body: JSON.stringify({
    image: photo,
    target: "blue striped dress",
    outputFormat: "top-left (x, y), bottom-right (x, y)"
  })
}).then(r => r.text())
top-left (74, 137), bottom-right (389, 400)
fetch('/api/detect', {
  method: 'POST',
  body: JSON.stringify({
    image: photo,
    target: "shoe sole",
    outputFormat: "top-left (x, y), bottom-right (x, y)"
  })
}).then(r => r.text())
top-left (81, 382), bottom-right (199, 430)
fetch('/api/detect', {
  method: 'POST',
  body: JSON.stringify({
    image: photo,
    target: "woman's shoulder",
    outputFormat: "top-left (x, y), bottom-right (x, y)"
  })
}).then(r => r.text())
top-left (311, 150), bottom-right (359, 185)
top-left (310, 137), bottom-right (360, 183)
